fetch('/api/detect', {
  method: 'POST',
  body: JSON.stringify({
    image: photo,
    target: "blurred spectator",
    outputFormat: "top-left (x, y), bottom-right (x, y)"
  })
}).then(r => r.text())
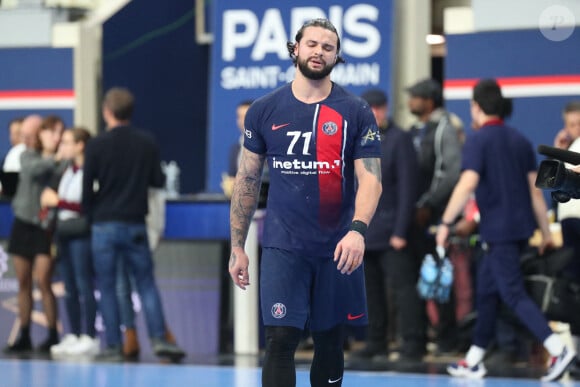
top-left (3, 115), bottom-right (62, 354)
top-left (2, 117), bottom-right (25, 172)
top-left (407, 78), bottom-right (462, 355)
top-left (82, 87), bottom-right (185, 362)
top-left (221, 100), bottom-right (253, 198)
top-left (41, 128), bottom-right (99, 357)
top-left (350, 89), bottom-right (420, 360)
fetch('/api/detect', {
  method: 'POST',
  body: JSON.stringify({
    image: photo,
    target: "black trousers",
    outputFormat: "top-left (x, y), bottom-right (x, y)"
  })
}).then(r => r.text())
top-left (363, 246), bottom-right (426, 348)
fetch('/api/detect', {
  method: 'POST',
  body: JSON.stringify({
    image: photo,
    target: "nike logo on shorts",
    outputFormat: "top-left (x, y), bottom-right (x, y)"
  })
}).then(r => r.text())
top-left (271, 123), bottom-right (290, 130)
top-left (328, 376), bottom-right (342, 383)
top-left (347, 313), bottom-right (365, 321)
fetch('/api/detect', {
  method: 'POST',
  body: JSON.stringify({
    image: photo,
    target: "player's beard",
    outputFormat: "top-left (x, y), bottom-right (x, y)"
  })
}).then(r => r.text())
top-left (297, 55), bottom-right (335, 80)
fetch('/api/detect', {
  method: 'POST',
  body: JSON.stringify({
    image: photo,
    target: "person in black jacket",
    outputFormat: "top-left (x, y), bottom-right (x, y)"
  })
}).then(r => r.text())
top-left (407, 78), bottom-right (462, 355)
top-left (82, 87), bottom-right (185, 362)
top-left (350, 89), bottom-right (420, 360)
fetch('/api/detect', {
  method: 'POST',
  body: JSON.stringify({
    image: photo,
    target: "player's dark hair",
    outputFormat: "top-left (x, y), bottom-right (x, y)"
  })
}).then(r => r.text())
top-left (286, 18), bottom-right (345, 65)
top-left (473, 79), bottom-right (508, 117)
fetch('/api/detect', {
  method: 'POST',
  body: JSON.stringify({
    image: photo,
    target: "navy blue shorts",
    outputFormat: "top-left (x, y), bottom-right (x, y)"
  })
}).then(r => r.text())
top-left (260, 247), bottom-right (368, 332)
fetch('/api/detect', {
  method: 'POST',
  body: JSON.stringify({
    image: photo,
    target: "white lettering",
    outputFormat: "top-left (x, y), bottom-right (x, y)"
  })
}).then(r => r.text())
top-left (331, 62), bottom-right (380, 86)
top-left (251, 9), bottom-right (289, 60)
top-left (221, 66), bottom-right (281, 89)
top-left (222, 10), bottom-right (259, 61)
top-left (221, 63), bottom-right (379, 90)
top-left (272, 157), bottom-right (341, 172)
top-left (222, 5), bottom-right (382, 62)
top-left (342, 4), bottom-right (381, 58)
top-left (328, 6), bottom-right (343, 37)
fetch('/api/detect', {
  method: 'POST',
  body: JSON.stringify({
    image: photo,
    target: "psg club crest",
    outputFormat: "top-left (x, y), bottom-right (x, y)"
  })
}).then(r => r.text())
top-left (322, 121), bottom-right (338, 136)
top-left (271, 302), bottom-right (286, 319)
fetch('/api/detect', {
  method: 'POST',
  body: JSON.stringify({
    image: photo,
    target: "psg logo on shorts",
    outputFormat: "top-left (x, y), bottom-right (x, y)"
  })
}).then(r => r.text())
top-left (322, 121), bottom-right (338, 136)
top-left (271, 303), bottom-right (286, 319)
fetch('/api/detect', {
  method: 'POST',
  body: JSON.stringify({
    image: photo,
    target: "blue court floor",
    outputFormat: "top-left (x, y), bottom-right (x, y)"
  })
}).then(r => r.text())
top-left (1, 359), bottom-right (579, 387)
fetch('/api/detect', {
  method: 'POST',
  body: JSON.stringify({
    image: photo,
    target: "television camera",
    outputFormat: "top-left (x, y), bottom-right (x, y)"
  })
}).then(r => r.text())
top-left (535, 145), bottom-right (580, 203)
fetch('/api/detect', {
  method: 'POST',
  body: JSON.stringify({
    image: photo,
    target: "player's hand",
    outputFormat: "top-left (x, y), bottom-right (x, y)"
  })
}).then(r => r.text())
top-left (334, 231), bottom-right (365, 275)
top-left (229, 247), bottom-right (250, 290)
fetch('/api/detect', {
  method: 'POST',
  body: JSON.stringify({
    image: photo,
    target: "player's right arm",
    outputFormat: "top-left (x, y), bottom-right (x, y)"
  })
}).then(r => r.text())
top-left (229, 148), bottom-right (265, 290)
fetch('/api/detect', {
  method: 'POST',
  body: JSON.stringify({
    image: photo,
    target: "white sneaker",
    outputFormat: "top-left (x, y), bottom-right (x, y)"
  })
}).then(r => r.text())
top-left (65, 335), bottom-right (100, 357)
top-left (447, 359), bottom-right (487, 379)
top-left (541, 346), bottom-right (576, 382)
top-left (50, 334), bottom-right (79, 356)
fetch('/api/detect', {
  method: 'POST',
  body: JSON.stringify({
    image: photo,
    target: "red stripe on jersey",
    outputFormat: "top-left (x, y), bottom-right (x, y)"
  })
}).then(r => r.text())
top-left (316, 105), bottom-right (344, 228)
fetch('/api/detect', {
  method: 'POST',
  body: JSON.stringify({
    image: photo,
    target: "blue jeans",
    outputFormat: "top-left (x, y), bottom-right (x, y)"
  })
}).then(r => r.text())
top-left (116, 259), bottom-right (136, 330)
top-left (91, 222), bottom-right (166, 347)
top-left (58, 236), bottom-right (97, 337)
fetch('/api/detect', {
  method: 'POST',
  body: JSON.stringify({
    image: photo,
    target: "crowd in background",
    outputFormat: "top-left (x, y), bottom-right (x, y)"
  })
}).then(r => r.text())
top-left (0, 88), bottom-right (184, 363)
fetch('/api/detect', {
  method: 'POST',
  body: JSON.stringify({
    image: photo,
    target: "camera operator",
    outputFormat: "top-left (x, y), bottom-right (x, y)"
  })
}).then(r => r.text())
top-left (552, 100), bottom-right (580, 374)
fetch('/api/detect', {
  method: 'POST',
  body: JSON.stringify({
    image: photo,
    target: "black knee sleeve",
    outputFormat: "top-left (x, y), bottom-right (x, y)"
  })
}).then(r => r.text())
top-left (262, 326), bottom-right (302, 387)
top-left (310, 325), bottom-right (345, 387)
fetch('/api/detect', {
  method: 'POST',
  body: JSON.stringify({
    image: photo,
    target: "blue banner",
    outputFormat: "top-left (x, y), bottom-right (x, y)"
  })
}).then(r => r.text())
top-left (0, 48), bottom-right (74, 159)
top-left (207, 0), bottom-right (394, 192)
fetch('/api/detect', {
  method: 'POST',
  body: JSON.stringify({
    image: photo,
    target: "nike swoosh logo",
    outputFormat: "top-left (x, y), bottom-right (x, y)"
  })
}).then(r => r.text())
top-left (347, 313), bottom-right (365, 321)
top-left (328, 377), bottom-right (342, 384)
top-left (271, 123), bottom-right (290, 130)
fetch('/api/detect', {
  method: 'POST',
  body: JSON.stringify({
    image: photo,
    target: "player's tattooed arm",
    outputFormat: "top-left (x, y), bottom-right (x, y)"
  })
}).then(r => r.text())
top-left (362, 157), bottom-right (382, 183)
top-left (352, 157), bottom-right (382, 226)
top-left (230, 149), bottom-right (265, 249)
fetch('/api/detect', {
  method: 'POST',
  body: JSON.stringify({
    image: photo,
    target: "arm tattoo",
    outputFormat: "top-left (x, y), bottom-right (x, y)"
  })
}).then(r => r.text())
top-left (362, 158), bottom-right (381, 182)
top-left (229, 251), bottom-right (237, 269)
top-left (230, 150), bottom-right (265, 248)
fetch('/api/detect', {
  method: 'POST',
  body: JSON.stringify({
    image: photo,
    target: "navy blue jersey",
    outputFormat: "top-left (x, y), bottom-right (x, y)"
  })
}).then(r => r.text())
top-left (244, 83), bottom-right (381, 255)
top-left (462, 122), bottom-right (537, 242)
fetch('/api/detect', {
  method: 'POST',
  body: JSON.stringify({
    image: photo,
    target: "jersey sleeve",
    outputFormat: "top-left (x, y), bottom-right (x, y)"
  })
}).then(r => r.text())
top-left (352, 104), bottom-right (381, 159)
top-left (242, 103), bottom-right (266, 155)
